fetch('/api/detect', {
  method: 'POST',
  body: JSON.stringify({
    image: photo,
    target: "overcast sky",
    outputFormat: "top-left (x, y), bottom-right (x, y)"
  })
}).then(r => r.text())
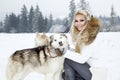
top-left (0, 0), bottom-right (120, 21)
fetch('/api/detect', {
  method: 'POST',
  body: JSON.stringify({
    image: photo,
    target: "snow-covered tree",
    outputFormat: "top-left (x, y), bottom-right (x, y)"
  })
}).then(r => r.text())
top-left (47, 14), bottom-right (53, 32)
top-left (4, 13), bottom-right (19, 33)
top-left (4, 15), bottom-right (10, 32)
top-left (0, 21), bottom-right (3, 32)
top-left (69, 0), bottom-right (76, 29)
top-left (38, 11), bottom-right (45, 32)
top-left (32, 5), bottom-right (40, 32)
top-left (77, 0), bottom-right (90, 11)
top-left (18, 5), bottom-right (28, 33)
top-left (110, 5), bottom-right (116, 27)
top-left (28, 6), bottom-right (34, 32)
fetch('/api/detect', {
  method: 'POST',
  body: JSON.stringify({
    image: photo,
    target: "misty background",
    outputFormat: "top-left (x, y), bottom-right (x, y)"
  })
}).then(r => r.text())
top-left (0, 0), bottom-right (120, 33)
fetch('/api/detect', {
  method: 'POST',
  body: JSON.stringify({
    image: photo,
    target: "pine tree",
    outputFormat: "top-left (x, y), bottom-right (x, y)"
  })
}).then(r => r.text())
top-left (4, 13), bottom-right (19, 33)
top-left (38, 11), bottom-right (45, 32)
top-left (4, 15), bottom-right (10, 32)
top-left (47, 14), bottom-right (53, 32)
top-left (9, 13), bottom-right (19, 33)
top-left (0, 21), bottom-right (3, 27)
top-left (69, 0), bottom-right (76, 28)
top-left (110, 5), bottom-right (116, 27)
top-left (44, 17), bottom-right (48, 32)
top-left (77, 0), bottom-right (90, 11)
top-left (63, 17), bottom-right (69, 32)
top-left (0, 21), bottom-right (3, 32)
top-left (63, 18), bottom-right (69, 28)
top-left (28, 6), bottom-right (34, 32)
top-left (18, 5), bottom-right (28, 33)
top-left (32, 5), bottom-right (40, 32)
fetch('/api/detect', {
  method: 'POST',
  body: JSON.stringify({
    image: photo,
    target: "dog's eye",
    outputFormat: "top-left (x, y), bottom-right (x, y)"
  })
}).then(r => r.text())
top-left (60, 37), bottom-right (62, 39)
top-left (54, 39), bottom-right (57, 41)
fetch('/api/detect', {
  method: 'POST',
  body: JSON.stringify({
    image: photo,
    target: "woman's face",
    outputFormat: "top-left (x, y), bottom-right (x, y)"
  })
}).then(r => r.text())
top-left (74, 14), bottom-right (87, 31)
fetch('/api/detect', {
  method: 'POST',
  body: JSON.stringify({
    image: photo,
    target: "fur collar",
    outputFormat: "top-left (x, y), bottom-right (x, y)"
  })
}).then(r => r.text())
top-left (75, 16), bottom-right (101, 53)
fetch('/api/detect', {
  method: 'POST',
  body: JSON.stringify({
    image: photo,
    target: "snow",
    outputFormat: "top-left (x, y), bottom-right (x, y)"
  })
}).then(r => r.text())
top-left (0, 32), bottom-right (120, 80)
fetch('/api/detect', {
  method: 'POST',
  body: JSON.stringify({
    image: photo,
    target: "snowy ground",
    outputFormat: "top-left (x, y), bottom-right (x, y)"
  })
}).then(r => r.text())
top-left (0, 32), bottom-right (120, 80)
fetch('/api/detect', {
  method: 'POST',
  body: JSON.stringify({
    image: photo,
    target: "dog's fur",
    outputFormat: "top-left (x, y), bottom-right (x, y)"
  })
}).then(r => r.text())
top-left (6, 33), bottom-right (68, 80)
top-left (35, 33), bottom-right (49, 47)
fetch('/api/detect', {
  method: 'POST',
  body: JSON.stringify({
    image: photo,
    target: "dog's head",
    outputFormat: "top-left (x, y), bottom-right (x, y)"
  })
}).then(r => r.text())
top-left (35, 33), bottom-right (49, 47)
top-left (50, 33), bottom-right (68, 49)
top-left (47, 33), bottom-right (68, 57)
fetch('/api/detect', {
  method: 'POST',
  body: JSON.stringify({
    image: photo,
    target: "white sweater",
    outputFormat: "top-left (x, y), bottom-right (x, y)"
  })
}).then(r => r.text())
top-left (64, 36), bottom-right (107, 68)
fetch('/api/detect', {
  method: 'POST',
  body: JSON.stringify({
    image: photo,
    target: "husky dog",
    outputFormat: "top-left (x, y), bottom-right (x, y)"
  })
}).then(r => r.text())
top-left (6, 33), bottom-right (68, 80)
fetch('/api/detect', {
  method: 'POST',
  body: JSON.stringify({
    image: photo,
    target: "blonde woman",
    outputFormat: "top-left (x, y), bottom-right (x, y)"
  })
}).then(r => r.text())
top-left (63, 10), bottom-right (100, 80)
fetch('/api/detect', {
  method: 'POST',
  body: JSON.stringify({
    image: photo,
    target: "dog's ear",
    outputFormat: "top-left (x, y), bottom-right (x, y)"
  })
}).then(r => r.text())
top-left (43, 33), bottom-right (46, 36)
top-left (41, 33), bottom-right (47, 38)
top-left (36, 32), bottom-right (39, 36)
top-left (60, 33), bottom-right (67, 38)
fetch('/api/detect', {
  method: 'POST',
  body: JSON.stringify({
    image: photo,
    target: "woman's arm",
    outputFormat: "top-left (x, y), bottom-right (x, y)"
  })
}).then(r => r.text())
top-left (64, 47), bottom-right (92, 64)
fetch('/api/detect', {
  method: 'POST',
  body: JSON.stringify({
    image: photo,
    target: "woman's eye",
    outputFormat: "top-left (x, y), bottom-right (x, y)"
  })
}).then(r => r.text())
top-left (80, 20), bottom-right (85, 22)
top-left (75, 20), bottom-right (85, 22)
top-left (75, 20), bottom-right (78, 22)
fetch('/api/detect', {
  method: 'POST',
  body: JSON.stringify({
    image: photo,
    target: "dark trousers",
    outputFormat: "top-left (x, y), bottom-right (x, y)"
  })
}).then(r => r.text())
top-left (63, 58), bottom-right (92, 80)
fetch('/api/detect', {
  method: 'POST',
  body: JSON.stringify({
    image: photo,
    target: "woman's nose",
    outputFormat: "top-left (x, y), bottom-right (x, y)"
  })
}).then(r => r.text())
top-left (77, 22), bottom-right (81, 25)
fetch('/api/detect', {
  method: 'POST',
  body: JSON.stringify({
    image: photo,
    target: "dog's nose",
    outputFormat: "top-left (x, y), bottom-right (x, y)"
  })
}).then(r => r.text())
top-left (59, 42), bottom-right (63, 46)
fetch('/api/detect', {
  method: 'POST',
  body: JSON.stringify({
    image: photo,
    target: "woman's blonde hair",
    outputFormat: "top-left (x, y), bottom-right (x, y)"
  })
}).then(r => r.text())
top-left (70, 10), bottom-right (90, 42)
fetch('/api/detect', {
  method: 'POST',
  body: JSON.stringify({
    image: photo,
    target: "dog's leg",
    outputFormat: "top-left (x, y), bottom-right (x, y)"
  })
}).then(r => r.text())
top-left (12, 71), bottom-right (31, 80)
top-left (53, 72), bottom-right (62, 80)
top-left (12, 65), bottom-right (31, 80)
top-left (45, 72), bottom-right (63, 80)
top-left (45, 73), bottom-right (53, 80)
top-left (6, 66), bottom-right (14, 80)
top-left (53, 65), bottom-right (63, 80)
top-left (6, 58), bottom-right (31, 80)
top-left (20, 64), bottom-right (32, 80)
top-left (6, 59), bottom-right (20, 80)
top-left (45, 68), bottom-right (63, 80)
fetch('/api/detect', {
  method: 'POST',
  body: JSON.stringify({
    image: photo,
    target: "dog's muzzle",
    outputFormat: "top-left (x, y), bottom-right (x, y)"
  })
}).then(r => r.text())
top-left (59, 41), bottom-right (63, 46)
